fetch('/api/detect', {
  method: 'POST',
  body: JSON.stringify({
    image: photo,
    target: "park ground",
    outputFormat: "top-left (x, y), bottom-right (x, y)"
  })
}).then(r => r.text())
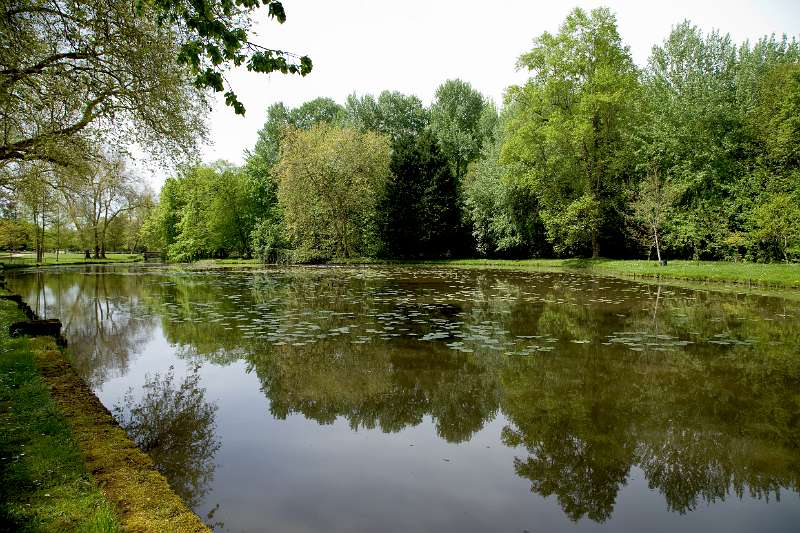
top-left (0, 298), bottom-right (121, 532)
top-left (0, 252), bottom-right (141, 269)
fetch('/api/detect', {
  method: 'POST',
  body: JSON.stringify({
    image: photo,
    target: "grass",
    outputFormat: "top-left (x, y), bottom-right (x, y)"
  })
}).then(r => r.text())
top-left (418, 258), bottom-right (800, 288)
top-left (190, 256), bottom-right (800, 289)
top-left (387, 258), bottom-right (800, 288)
top-left (0, 252), bottom-right (142, 269)
top-left (0, 293), bottom-right (208, 532)
top-left (0, 299), bottom-right (121, 532)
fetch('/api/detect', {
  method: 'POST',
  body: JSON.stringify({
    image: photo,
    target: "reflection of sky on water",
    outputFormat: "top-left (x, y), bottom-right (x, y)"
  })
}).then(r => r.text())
top-left (8, 266), bottom-right (800, 532)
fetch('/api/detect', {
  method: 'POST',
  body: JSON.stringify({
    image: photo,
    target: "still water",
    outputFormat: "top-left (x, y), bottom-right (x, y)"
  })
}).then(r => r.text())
top-left (8, 265), bottom-right (800, 532)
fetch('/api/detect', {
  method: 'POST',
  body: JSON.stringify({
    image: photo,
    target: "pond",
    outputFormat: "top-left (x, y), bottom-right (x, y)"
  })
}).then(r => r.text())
top-left (7, 264), bottom-right (800, 532)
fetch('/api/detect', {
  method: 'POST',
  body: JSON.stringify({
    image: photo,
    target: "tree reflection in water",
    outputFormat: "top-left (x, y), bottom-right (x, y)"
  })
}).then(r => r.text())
top-left (9, 266), bottom-right (800, 526)
top-left (113, 364), bottom-right (220, 510)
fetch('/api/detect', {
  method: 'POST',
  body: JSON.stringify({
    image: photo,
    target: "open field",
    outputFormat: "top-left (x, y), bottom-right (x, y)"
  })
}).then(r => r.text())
top-left (0, 252), bottom-right (142, 269)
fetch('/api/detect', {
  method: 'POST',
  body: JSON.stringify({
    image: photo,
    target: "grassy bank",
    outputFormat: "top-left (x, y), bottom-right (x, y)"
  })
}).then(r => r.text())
top-left (413, 259), bottom-right (800, 289)
top-left (0, 299), bottom-right (120, 532)
top-left (0, 252), bottom-right (142, 269)
top-left (0, 296), bottom-right (209, 532)
top-left (191, 257), bottom-right (800, 289)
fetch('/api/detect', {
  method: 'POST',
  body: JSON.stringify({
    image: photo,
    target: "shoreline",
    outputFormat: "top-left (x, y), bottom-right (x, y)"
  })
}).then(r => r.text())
top-left (0, 280), bottom-right (209, 532)
top-left (187, 257), bottom-right (800, 290)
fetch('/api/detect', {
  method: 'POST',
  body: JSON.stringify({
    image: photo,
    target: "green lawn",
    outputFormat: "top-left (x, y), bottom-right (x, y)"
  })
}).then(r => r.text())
top-left (0, 299), bottom-right (120, 532)
top-left (0, 252), bottom-right (142, 269)
top-left (192, 257), bottom-right (800, 289)
top-left (410, 258), bottom-right (800, 288)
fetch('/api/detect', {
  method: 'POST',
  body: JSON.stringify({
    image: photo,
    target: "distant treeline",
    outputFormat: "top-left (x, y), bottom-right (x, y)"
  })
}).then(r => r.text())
top-left (143, 8), bottom-right (800, 263)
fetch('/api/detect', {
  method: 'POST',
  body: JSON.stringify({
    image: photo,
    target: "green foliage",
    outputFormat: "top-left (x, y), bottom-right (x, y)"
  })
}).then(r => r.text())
top-left (251, 207), bottom-right (288, 263)
top-left (377, 132), bottom-right (462, 257)
top-left (637, 24), bottom-right (800, 260)
top-left (430, 79), bottom-right (492, 180)
top-left (749, 193), bottom-right (800, 262)
top-left (144, 0), bottom-right (311, 115)
top-left (144, 163), bottom-right (261, 261)
top-left (1, 0), bottom-right (207, 167)
top-left (345, 91), bottom-right (430, 141)
top-left (142, 8), bottom-right (800, 265)
top-left (464, 118), bottom-right (547, 257)
top-left (503, 7), bottom-right (639, 258)
top-left (0, 217), bottom-right (32, 250)
top-left (275, 124), bottom-right (391, 259)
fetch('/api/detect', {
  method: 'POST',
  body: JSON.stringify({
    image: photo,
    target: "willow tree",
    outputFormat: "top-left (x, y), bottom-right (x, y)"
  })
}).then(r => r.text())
top-left (275, 124), bottom-right (390, 259)
top-left (503, 7), bottom-right (639, 257)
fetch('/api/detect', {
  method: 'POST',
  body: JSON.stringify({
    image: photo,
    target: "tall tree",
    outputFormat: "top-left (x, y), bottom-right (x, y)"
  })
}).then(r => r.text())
top-left (464, 114), bottom-right (547, 257)
top-left (638, 24), bottom-right (799, 260)
top-left (430, 79), bottom-right (490, 181)
top-left (503, 7), bottom-right (639, 258)
top-left (378, 132), bottom-right (462, 257)
top-left (0, 0), bottom-right (207, 168)
top-left (345, 91), bottom-right (430, 142)
top-left (61, 153), bottom-right (141, 258)
top-left (275, 124), bottom-right (390, 259)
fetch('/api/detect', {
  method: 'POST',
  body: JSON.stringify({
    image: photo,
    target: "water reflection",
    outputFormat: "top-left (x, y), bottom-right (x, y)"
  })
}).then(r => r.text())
top-left (112, 364), bottom-right (220, 509)
top-left (8, 265), bottom-right (800, 531)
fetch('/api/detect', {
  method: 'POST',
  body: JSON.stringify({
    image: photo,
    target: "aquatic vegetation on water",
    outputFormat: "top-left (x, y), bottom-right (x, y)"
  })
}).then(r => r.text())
top-left (7, 265), bottom-right (800, 531)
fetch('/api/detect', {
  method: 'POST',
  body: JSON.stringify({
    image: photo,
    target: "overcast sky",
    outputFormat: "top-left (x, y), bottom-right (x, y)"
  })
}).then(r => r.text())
top-left (144, 0), bottom-right (800, 186)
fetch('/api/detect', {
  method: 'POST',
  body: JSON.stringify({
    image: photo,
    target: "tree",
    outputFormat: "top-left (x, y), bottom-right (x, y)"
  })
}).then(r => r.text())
top-left (288, 97), bottom-right (345, 129)
top-left (465, 113), bottom-right (548, 257)
top-left (377, 132), bottom-right (462, 257)
top-left (631, 169), bottom-right (681, 263)
top-left (503, 7), bottom-right (639, 257)
top-left (245, 98), bottom-right (346, 185)
top-left (637, 24), bottom-right (799, 260)
top-left (430, 79), bottom-right (490, 181)
top-left (275, 124), bottom-right (390, 259)
top-left (147, 0), bottom-right (312, 115)
top-left (156, 162), bottom-right (256, 261)
top-left (140, 176), bottom-right (182, 253)
top-left (345, 90), bottom-right (429, 142)
top-left (0, 217), bottom-right (30, 251)
top-left (12, 162), bottom-right (62, 262)
top-left (61, 152), bottom-right (142, 258)
top-left (1, 0), bottom-right (207, 168)
top-left (749, 193), bottom-right (800, 263)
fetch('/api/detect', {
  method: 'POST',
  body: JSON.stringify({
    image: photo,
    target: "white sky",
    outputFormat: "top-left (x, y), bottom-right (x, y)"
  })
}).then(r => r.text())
top-left (143, 0), bottom-right (800, 187)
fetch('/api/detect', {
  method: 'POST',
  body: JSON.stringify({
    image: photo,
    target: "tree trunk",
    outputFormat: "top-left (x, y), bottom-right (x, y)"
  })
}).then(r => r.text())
top-left (653, 226), bottom-right (662, 264)
top-left (591, 231), bottom-right (599, 258)
top-left (784, 235), bottom-right (789, 263)
top-left (37, 208), bottom-right (45, 264)
top-left (93, 222), bottom-right (100, 259)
